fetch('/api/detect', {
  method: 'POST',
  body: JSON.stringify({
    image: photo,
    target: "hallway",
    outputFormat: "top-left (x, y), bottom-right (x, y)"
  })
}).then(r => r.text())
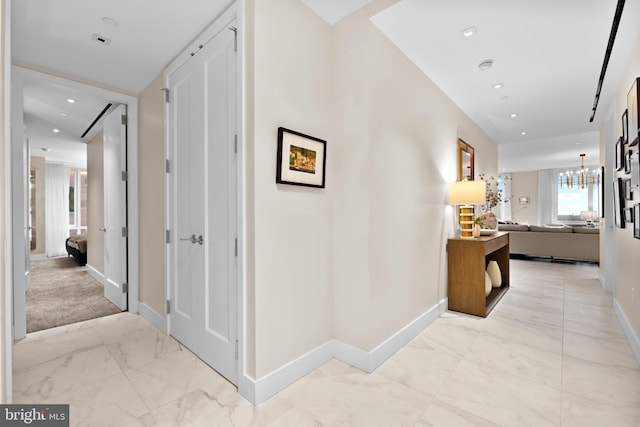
top-left (12, 259), bottom-right (640, 426)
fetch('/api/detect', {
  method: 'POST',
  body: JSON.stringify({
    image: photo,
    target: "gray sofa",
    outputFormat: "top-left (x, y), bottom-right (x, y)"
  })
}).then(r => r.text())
top-left (497, 224), bottom-right (600, 263)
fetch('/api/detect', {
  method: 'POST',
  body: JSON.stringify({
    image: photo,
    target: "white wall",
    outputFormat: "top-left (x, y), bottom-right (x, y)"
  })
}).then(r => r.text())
top-left (248, 0), bottom-right (497, 380)
top-left (0, 0), bottom-right (7, 402)
top-left (332, 6), bottom-right (497, 351)
top-left (251, 0), bottom-right (334, 378)
top-left (610, 34), bottom-right (640, 357)
top-left (86, 130), bottom-right (104, 272)
top-left (137, 73), bottom-right (165, 316)
top-left (510, 171), bottom-right (538, 225)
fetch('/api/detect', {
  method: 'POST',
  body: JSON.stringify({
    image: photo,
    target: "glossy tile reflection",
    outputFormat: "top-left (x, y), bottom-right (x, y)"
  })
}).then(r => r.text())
top-left (12, 259), bottom-right (640, 426)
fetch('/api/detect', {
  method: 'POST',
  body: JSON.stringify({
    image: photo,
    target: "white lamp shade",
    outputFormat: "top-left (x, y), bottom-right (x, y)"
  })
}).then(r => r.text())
top-left (449, 181), bottom-right (486, 205)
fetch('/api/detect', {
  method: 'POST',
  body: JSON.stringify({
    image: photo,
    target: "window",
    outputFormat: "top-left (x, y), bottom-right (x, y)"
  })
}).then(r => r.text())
top-left (69, 169), bottom-right (88, 236)
top-left (556, 168), bottom-right (600, 222)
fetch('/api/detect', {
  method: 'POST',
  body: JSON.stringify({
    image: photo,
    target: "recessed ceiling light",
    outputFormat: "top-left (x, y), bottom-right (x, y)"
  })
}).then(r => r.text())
top-left (461, 26), bottom-right (477, 37)
top-left (59, 112), bottom-right (68, 117)
top-left (492, 83), bottom-right (504, 89)
top-left (52, 128), bottom-right (60, 133)
top-left (66, 98), bottom-right (76, 104)
top-left (102, 17), bottom-right (119, 27)
top-left (478, 59), bottom-right (493, 71)
top-left (510, 113), bottom-right (518, 118)
top-left (521, 131), bottom-right (527, 136)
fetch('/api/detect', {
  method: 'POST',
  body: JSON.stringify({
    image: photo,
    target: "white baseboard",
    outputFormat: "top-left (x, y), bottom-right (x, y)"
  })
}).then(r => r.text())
top-left (250, 340), bottom-right (334, 404)
top-left (85, 264), bottom-right (105, 287)
top-left (614, 298), bottom-right (640, 364)
top-left (241, 298), bottom-right (448, 405)
top-left (139, 302), bottom-right (167, 334)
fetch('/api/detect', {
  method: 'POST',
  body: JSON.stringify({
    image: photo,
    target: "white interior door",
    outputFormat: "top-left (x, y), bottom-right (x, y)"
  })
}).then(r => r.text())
top-left (103, 104), bottom-right (128, 310)
top-left (168, 24), bottom-right (238, 384)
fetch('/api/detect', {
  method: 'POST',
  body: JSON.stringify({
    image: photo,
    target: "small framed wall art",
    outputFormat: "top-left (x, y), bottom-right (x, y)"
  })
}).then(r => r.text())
top-left (628, 78), bottom-right (640, 147)
top-left (613, 177), bottom-right (625, 228)
top-left (616, 137), bottom-right (625, 171)
top-left (622, 109), bottom-right (629, 144)
top-left (625, 178), bottom-right (633, 200)
top-left (599, 166), bottom-right (605, 218)
top-left (276, 127), bottom-right (327, 188)
top-left (624, 207), bottom-right (634, 224)
top-left (632, 151), bottom-right (640, 188)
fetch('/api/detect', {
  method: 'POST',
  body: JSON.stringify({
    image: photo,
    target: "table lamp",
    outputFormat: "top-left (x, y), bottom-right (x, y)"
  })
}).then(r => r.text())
top-left (449, 181), bottom-right (486, 238)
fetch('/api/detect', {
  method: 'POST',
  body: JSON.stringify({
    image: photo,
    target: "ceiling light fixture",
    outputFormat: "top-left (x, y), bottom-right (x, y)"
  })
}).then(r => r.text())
top-left (521, 131), bottom-right (527, 136)
top-left (478, 59), bottom-right (493, 71)
top-left (66, 98), bottom-right (76, 104)
top-left (559, 153), bottom-right (599, 190)
top-left (52, 128), bottom-right (60, 133)
top-left (492, 83), bottom-right (504, 89)
top-left (510, 113), bottom-right (518, 118)
top-left (59, 112), bottom-right (68, 117)
top-left (461, 26), bottom-right (477, 37)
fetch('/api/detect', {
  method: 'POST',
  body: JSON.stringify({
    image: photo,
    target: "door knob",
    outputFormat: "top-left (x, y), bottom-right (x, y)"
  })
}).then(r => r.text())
top-left (196, 235), bottom-right (204, 245)
top-left (99, 227), bottom-right (106, 232)
top-left (180, 234), bottom-right (197, 244)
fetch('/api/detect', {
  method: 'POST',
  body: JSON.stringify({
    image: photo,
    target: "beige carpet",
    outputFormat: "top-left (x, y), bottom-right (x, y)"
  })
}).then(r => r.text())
top-left (27, 256), bottom-right (122, 333)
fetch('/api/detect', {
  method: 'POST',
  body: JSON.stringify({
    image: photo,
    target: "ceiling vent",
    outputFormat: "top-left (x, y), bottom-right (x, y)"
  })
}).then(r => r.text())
top-left (92, 34), bottom-right (111, 46)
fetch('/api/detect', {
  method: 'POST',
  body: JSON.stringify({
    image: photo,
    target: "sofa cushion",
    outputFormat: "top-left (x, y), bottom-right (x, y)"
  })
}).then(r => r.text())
top-left (573, 227), bottom-right (600, 234)
top-left (529, 225), bottom-right (574, 233)
top-left (498, 224), bottom-right (529, 231)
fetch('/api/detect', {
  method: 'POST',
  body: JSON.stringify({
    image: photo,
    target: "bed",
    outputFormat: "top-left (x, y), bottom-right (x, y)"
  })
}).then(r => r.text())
top-left (65, 234), bottom-right (88, 265)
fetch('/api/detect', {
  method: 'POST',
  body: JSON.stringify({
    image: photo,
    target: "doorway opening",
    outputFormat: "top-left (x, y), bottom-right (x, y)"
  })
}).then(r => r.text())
top-left (11, 66), bottom-right (140, 340)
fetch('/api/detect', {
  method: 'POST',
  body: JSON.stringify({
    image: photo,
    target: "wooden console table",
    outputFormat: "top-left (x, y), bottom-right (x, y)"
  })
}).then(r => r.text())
top-left (447, 232), bottom-right (509, 317)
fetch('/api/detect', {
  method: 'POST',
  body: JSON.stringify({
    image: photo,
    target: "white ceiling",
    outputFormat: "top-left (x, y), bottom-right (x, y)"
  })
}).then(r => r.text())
top-left (13, 0), bottom-right (640, 173)
top-left (13, 0), bottom-right (233, 166)
top-left (13, 0), bottom-right (233, 94)
top-left (306, 0), bottom-right (640, 173)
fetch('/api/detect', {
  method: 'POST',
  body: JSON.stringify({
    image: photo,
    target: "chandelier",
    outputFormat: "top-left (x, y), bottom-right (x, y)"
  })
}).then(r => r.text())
top-left (558, 153), bottom-right (599, 189)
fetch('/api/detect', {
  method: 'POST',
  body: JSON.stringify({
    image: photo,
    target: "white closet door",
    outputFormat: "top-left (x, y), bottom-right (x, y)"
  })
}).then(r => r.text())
top-left (168, 24), bottom-right (238, 384)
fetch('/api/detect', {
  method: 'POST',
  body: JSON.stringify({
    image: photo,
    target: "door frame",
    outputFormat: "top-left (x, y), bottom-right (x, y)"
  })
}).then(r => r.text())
top-left (163, 3), bottom-right (246, 396)
top-left (7, 66), bottom-right (139, 360)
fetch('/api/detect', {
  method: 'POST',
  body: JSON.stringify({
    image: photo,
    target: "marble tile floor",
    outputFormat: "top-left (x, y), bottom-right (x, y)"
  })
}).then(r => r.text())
top-left (12, 259), bottom-right (640, 427)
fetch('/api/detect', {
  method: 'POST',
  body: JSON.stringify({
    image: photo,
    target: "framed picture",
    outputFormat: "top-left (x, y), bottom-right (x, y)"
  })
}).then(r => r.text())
top-left (635, 204), bottom-right (640, 239)
top-left (624, 207), bottom-right (634, 224)
top-left (632, 151), bottom-right (640, 188)
top-left (625, 178), bottom-right (633, 200)
top-left (616, 137), bottom-right (625, 171)
top-left (626, 150), bottom-right (633, 174)
top-left (599, 166), bottom-right (605, 218)
top-left (276, 127), bottom-right (327, 188)
top-left (622, 109), bottom-right (629, 145)
top-left (613, 177), bottom-right (625, 228)
top-left (628, 78), bottom-right (640, 147)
